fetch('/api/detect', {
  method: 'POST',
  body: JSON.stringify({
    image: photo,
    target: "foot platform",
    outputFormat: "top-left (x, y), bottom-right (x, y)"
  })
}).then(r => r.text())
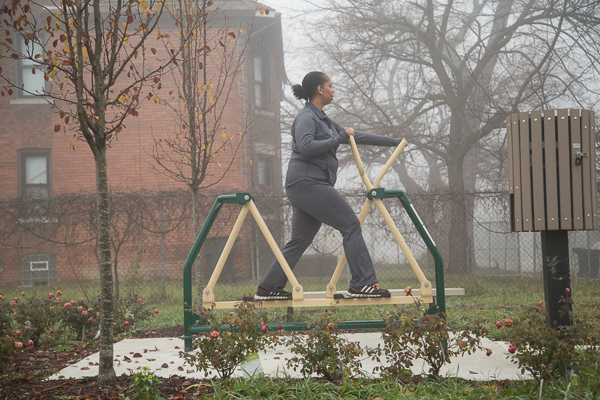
top-left (202, 288), bottom-right (456, 310)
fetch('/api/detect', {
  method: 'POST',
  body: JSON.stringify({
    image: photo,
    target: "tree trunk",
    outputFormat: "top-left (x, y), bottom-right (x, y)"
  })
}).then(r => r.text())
top-left (113, 253), bottom-right (120, 301)
top-left (95, 148), bottom-right (116, 382)
top-left (447, 156), bottom-right (470, 274)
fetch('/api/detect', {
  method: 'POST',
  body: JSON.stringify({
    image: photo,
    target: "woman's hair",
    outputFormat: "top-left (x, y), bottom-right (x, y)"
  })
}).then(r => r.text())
top-left (292, 71), bottom-right (329, 101)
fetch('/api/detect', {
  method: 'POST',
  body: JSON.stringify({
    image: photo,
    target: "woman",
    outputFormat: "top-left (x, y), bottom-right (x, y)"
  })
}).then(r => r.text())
top-left (254, 71), bottom-right (402, 300)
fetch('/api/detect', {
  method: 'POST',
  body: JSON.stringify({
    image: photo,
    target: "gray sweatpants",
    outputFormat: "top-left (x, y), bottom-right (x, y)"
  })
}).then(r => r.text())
top-left (259, 180), bottom-right (378, 291)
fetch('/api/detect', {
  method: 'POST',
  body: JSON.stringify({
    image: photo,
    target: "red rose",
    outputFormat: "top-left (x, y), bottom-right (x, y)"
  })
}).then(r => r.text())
top-left (486, 348), bottom-right (492, 357)
top-left (508, 345), bottom-right (516, 354)
top-left (48, 292), bottom-right (54, 299)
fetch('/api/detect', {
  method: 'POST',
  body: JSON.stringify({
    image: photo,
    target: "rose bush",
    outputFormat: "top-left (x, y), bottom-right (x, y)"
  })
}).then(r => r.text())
top-left (183, 301), bottom-right (271, 379)
top-left (501, 301), bottom-right (600, 382)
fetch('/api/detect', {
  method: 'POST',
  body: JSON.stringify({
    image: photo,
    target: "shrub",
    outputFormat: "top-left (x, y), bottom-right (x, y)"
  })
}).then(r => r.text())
top-left (183, 301), bottom-right (271, 379)
top-left (0, 290), bottom-right (158, 345)
top-left (12, 292), bottom-right (62, 343)
top-left (372, 305), bottom-right (488, 379)
top-left (282, 307), bottom-right (364, 382)
top-left (0, 330), bottom-right (15, 374)
top-left (500, 301), bottom-right (600, 381)
top-left (128, 367), bottom-right (164, 400)
top-left (114, 292), bottom-right (156, 335)
top-left (58, 295), bottom-right (102, 340)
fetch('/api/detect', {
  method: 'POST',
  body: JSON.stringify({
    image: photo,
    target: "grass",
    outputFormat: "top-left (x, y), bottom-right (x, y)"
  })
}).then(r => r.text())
top-left (187, 373), bottom-right (600, 399)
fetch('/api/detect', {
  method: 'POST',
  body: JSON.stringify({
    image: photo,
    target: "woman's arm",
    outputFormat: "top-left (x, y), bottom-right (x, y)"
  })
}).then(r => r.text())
top-left (293, 112), bottom-right (344, 156)
top-left (333, 121), bottom-right (401, 147)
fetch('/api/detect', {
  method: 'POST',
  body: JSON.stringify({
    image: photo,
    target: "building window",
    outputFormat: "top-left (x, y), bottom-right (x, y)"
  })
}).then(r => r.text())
top-left (30, 261), bottom-right (49, 271)
top-left (257, 156), bottom-right (272, 186)
top-left (253, 54), bottom-right (268, 108)
top-left (18, 149), bottom-right (52, 198)
top-left (22, 254), bottom-right (57, 286)
top-left (16, 35), bottom-right (46, 97)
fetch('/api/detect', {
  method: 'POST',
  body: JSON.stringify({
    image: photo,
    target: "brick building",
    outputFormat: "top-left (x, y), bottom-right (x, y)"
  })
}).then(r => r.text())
top-left (0, 0), bottom-right (284, 289)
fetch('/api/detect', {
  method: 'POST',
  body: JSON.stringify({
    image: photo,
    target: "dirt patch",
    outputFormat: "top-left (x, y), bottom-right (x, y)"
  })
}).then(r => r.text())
top-left (0, 326), bottom-right (213, 400)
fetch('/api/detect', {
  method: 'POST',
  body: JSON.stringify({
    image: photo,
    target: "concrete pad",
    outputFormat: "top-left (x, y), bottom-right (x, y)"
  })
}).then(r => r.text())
top-left (49, 333), bottom-right (531, 381)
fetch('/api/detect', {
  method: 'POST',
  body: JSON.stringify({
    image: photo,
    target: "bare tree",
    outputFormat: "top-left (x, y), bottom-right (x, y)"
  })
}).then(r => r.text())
top-left (149, 0), bottom-right (267, 294)
top-left (305, 0), bottom-right (600, 273)
top-left (0, 0), bottom-right (176, 381)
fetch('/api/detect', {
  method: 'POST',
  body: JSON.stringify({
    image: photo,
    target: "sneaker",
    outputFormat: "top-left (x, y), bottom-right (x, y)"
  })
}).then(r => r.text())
top-left (348, 284), bottom-right (391, 298)
top-left (253, 286), bottom-right (292, 301)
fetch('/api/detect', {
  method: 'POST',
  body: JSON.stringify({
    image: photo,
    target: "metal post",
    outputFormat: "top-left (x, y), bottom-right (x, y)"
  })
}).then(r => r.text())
top-left (504, 223), bottom-right (508, 271)
top-left (540, 230), bottom-right (572, 327)
top-left (586, 231), bottom-right (591, 279)
top-left (533, 232), bottom-right (537, 275)
top-left (517, 232), bottom-right (522, 275)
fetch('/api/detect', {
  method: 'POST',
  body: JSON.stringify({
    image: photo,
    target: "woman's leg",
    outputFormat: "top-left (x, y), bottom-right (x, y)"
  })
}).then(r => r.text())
top-left (286, 181), bottom-right (377, 287)
top-left (259, 193), bottom-right (322, 291)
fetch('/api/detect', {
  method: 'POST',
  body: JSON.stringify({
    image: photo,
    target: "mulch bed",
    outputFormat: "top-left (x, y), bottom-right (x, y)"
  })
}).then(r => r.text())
top-left (1, 326), bottom-right (214, 400)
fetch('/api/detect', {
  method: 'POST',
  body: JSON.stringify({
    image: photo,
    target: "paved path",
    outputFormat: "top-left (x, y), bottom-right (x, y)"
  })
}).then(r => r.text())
top-left (50, 333), bottom-right (530, 381)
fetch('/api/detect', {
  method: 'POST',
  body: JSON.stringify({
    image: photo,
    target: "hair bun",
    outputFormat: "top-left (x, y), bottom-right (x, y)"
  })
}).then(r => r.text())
top-left (292, 84), bottom-right (309, 101)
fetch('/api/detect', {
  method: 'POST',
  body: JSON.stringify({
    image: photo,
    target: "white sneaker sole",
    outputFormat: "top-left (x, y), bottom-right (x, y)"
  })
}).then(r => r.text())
top-left (347, 293), bottom-right (390, 298)
top-left (253, 295), bottom-right (292, 301)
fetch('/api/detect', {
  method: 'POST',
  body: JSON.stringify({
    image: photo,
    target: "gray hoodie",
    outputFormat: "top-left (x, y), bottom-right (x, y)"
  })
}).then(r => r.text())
top-left (285, 102), bottom-right (401, 188)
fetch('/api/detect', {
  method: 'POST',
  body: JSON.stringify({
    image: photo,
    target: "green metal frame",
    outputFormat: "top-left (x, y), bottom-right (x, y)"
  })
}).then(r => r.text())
top-left (182, 191), bottom-right (445, 349)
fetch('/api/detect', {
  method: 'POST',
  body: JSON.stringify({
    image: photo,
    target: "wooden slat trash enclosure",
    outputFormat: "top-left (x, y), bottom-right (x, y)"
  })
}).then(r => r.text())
top-left (507, 109), bottom-right (597, 232)
top-left (507, 108), bottom-right (597, 328)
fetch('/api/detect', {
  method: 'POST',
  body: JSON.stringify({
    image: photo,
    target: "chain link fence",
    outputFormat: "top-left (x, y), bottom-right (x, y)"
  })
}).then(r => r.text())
top-left (1, 188), bottom-right (599, 302)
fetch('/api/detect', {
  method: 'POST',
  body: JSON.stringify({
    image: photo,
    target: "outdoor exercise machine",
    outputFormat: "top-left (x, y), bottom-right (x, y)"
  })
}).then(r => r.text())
top-left (182, 138), bottom-right (449, 349)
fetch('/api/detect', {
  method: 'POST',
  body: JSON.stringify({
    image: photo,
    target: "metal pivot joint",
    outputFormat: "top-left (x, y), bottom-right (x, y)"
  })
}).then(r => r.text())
top-left (367, 187), bottom-right (386, 200)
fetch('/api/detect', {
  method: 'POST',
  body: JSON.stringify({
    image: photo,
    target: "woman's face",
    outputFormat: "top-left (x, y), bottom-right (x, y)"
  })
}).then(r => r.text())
top-left (318, 78), bottom-right (334, 105)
